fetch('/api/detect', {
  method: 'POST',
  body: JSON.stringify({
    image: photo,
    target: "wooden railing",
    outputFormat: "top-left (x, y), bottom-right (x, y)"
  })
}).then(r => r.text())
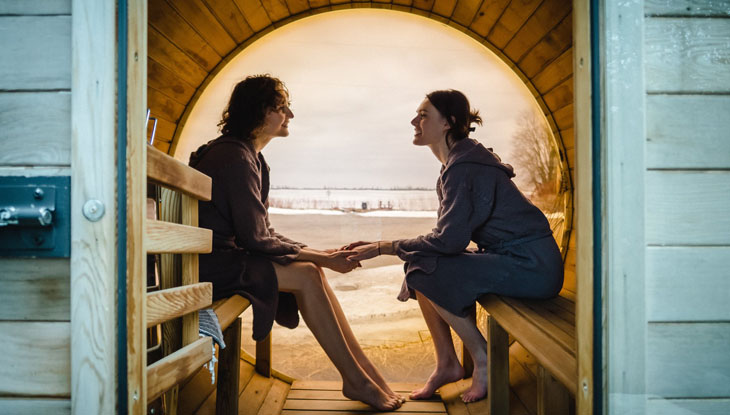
top-left (143, 146), bottom-right (214, 406)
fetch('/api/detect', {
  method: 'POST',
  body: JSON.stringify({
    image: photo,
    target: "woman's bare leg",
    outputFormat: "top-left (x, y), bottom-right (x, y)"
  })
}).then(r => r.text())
top-left (320, 276), bottom-right (402, 401)
top-left (428, 299), bottom-right (488, 403)
top-left (273, 262), bottom-right (401, 411)
top-left (410, 291), bottom-right (465, 399)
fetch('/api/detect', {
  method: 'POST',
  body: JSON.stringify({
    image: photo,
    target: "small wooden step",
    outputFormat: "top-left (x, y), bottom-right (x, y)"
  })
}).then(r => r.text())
top-left (283, 381), bottom-right (446, 414)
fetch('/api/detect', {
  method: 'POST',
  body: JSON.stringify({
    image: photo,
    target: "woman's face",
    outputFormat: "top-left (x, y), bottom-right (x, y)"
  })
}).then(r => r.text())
top-left (259, 93), bottom-right (294, 138)
top-left (410, 99), bottom-right (449, 146)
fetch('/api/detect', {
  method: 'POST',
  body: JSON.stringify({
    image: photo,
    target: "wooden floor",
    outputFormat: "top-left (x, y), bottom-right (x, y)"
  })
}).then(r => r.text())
top-left (184, 345), bottom-right (543, 415)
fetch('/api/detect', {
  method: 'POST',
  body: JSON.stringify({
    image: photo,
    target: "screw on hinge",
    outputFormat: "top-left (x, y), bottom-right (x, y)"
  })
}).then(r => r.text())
top-left (33, 188), bottom-right (44, 200)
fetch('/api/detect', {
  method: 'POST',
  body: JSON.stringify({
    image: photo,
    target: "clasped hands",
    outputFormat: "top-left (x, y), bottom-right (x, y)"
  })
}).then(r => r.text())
top-left (319, 241), bottom-right (384, 274)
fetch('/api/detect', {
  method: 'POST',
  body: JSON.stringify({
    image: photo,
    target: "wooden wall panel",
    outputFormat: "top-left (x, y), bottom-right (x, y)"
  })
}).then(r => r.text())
top-left (149, 0), bottom-right (220, 71)
top-left (646, 247), bottom-right (730, 322)
top-left (168, 0), bottom-right (237, 56)
top-left (285, 0), bottom-right (310, 15)
top-left (647, 398), bottom-right (730, 415)
top-left (488, 0), bottom-right (542, 49)
top-left (0, 259), bottom-right (70, 321)
top-left (532, 48), bottom-right (572, 93)
top-left (0, 92), bottom-right (71, 166)
top-left (310, 0), bottom-right (332, 8)
top-left (203, 0), bottom-right (254, 42)
top-left (645, 171), bottom-right (730, 245)
top-left (543, 76), bottom-right (573, 112)
top-left (519, 12), bottom-right (572, 78)
top-left (148, 59), bottom-right (197, 105)
top-left (234, 0), bottom-right (273, 31)
top-left (552, 103), bottom-right (573, 130)
top-left (0, 0), bottom-right (70, 14)
top-left (149, 87), bottom-right (187, 122)
top-left (645, 18), bottom-right (730, 93)
top-left (261, 0), bottom-right (291, 22)
top-left (412, 0), bottom-right (435, 12)
top-left (432, 0), bottom-right (457, 18)
top-left (450, 0), bottom-right (480, 27)
top-left (646, 94), bottom-right (730, 169)
top-left (148, 26), bottom-right (209, 86)
top-left (0, 16), bottom-right (71, 90)
top-left (0, 398), bottom-right (70, 415)
top-left (645, 0), bottom-right (730, 16)
top-left (647, 322), bottom-right (730, 398)
top-left (469, 0), bottom-right (510, 37)
top-left (504, 0), bottom-right (572, 63)
top-left (0, 322), bottom-right (70, 396)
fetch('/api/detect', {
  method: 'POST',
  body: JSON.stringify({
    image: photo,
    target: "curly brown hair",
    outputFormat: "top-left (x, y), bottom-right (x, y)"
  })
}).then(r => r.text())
top-left (218, 74), bottom-right (289, 139)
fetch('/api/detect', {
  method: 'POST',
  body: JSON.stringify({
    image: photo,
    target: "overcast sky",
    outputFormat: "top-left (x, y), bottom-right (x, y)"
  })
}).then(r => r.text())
top-left (175, 9), bottom-right (540, 189)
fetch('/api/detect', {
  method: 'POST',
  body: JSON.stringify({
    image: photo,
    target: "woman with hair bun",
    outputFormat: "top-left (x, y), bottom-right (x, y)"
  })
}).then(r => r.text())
top-left (345, 89), bottom-right (563, 403)
top-left (189, 74), bottom-right (403, 411)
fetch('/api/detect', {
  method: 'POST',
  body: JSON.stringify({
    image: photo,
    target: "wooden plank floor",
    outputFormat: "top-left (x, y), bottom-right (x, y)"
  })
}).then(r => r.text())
top-left (186, 344), bottom-right (542, 415)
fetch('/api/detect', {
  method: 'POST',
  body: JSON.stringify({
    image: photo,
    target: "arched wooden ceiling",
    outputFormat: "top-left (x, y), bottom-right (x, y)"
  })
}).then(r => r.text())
top-left (146, 0), bottom-right (576, 284)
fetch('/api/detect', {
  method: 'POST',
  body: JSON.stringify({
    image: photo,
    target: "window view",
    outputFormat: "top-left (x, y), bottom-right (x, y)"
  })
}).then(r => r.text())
top-left (176, 10), bottom-right (568, 383)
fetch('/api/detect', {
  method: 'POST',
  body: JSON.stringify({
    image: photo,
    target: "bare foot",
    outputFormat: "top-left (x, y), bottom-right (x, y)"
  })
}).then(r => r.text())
top-left (343, 379), bottom-right (402, 411)
top-left (410, 363), bottom-right (465, 400)
top-left (461, 362), bottom-right (487, 403)
top-left (356, 358), bottom-right (404, 403)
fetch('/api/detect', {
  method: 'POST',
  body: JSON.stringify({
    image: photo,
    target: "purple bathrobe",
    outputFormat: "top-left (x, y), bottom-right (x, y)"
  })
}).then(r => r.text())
top-left (189, 136), bottom-right (305, 341)
top-left (394, 138), bottom-right (563, 317)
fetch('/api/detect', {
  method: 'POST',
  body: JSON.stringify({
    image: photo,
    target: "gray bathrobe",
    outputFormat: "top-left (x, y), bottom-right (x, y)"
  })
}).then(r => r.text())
top-left (189, 136), bottom-right (305, 341)
top-left (394, 138), bottom-right (563, 317)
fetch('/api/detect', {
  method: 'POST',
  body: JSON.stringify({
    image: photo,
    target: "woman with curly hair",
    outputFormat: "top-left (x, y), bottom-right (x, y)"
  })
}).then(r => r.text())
top-left (189, 74), bottom-right (402, 411)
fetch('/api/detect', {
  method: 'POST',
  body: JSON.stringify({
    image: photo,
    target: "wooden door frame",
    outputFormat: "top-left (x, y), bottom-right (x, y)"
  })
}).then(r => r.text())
top-left (574, 1), bottom-right (596, 414)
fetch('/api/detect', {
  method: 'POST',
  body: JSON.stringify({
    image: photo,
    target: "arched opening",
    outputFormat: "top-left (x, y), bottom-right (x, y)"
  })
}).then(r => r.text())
top-left (169, 9), bottom-right (570, 382)
top-left (145, 0), bottom-right (579, 401)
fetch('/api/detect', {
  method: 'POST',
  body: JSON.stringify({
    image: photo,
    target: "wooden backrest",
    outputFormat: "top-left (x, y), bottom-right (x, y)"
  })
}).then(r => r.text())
top-left (140, 146), bottom-right (215, 404)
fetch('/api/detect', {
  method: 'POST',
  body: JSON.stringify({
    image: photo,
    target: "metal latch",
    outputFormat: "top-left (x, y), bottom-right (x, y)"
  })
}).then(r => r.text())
top-left (0, 176), bottom-right (70, 257)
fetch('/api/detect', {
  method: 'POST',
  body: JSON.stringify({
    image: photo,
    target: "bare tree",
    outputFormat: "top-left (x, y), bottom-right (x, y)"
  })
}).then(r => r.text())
top-left (510, 109), bottom-right (559, 210)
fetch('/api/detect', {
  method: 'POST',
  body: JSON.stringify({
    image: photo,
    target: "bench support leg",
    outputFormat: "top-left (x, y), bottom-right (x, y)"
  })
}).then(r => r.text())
top-left (537, 366), bottom-right (570, 415)
top-left (488, 315), bottom-right (509, 415)
top-left (216, 317), bottom-right (241, 415)
top-left (256, 333), bottom-right (272, 377)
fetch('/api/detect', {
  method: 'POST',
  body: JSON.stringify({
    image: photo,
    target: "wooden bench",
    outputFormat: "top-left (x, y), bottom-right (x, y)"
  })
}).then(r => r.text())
top-left (146, 146), bottom-right (272, 415)
top-left (479, 290), bottom-right (576, 415)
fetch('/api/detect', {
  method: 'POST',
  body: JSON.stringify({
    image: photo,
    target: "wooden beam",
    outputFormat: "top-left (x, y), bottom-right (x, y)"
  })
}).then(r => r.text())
top-left (212, 295), bottom-right (252, 330)
top-left (146, 283), bottom-right (213, 328)
top-left (487, 316), bottom-right (509, 415)
top-left (481, 296), bottom-right (578, 394)
top-left (181, 194), bottom-right (201, 347)
top-left (70, 0), bottom-right (117, 413)
top-left (147, 337), bottom-right (213, 402)
top-left (146, 145), bottom-right (211, 201)
top-left (126, 0), bottom-right (148, 413)
top-left (216, 317), bottom-right (242, 415)
top-left (256, 333), bottom-right (272, 378)
top-left (537, 366), bottom-right (571, 415)
top-left (145, 219), bottom-right (212, 254)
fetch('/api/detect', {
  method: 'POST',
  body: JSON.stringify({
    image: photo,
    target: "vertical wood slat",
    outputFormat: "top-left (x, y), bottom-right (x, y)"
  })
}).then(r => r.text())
top-left (216, 317), bottom-right (242, 415)
top-left (537, 366), bottom-right (570, 415)
top-left (488, 316), bottom-right (510, 415)
top-left (127, 0), bottom-right (148, 413)
top-left (181, 193), bottom-right (200, 346)
top-left (256, 332), bottom-right (273, 377)
top-left (70, 0), bottom-right (117, 413)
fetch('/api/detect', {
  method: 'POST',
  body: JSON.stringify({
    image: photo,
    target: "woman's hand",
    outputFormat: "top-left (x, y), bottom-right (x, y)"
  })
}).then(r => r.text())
top-left (323, 250), bottom-right (361, 273)
top-left (340, 241), bottom-right (372, 251)
top-left (346, 242), bottom-right (380, 262)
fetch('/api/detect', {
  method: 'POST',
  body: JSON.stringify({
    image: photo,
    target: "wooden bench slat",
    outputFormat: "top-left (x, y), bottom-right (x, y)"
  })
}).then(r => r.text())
top-left (146, 219), bottom-right (212, 254)
top-left (524, 297), bottom-right (576, 326)
top-left (147, 283), bottom-right (213, 328)
top-left (480, 295), bottom-right (577, 394)
top-left (147, 145), bottom-right (212, 201)
top-left (212, 295), bottom-right (251, 331)
top-left (500, 296), bottom-right (576, 354)
top-left (519, 299), bottom-right (576, 341)
top-left (147, 337), bottom-right (213, 402)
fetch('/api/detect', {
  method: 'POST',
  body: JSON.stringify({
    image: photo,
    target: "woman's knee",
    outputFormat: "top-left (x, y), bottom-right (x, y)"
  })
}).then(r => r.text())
top-left (296, 261), bottom-right (325, 290)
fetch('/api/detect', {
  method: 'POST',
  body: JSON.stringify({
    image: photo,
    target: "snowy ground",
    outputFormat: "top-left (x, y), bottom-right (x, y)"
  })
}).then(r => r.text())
top-left (239, 210), bottom-right (462, 383)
